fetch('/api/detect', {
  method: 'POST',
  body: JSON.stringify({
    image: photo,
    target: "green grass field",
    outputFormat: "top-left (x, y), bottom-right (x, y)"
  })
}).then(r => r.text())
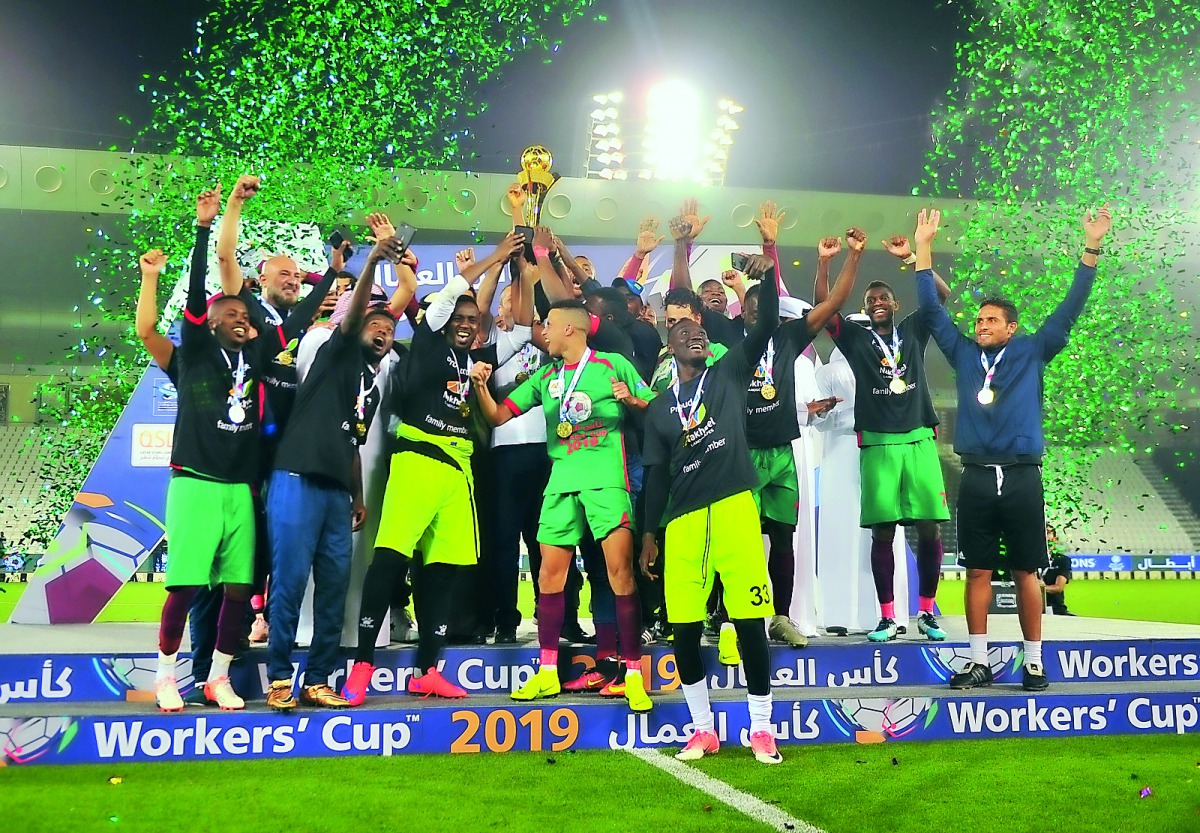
top-left (933, 579), bottom-right (1200, 626)
top-left (3, 576), bottom-right (1197, 626)
top-left (2, 736), bottom-right (1197, 832)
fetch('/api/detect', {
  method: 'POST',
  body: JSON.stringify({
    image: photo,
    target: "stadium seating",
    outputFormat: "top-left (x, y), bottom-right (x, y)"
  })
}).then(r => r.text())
top-left (1060, 454), bottom-right (1196, 554)
top-left (0, 424), bottom-right (50, 546)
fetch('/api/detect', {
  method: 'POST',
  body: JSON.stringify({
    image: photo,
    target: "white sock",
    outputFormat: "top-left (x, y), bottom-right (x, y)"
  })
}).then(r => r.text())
top-left (969, 633), bottom-right (989, 666)
top-left (208, 650), bottom-right (234, 682)
top-left (681, 681), bottom-right (715, 734)
top-left (156, 651), bottom-right (177, 684)
top-left (747, 693), bottom-right (773, 735)
top-left (720, 622), bottom-right (735, 635)
top-left (1024, 640), bottom-right (1042, 667)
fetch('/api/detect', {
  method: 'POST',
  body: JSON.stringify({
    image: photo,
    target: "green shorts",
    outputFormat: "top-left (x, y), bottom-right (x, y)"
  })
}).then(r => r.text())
top-left (375, 451), bottom-right (478, 566)
top-left (750, 445), bottom-right (799, 525)
top-left (538, 488), bottom-right (633, 547)
top-left (664, 491), bottom-right (771, 624)
top-left (164, 474), bottom-right (255, 588)
top-left (859, 432), bottom-right (949, 528)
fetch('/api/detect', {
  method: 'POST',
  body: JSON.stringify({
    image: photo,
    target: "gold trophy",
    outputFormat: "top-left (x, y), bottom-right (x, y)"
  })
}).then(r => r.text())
top-left (517, 145), bottom-right (560, 225)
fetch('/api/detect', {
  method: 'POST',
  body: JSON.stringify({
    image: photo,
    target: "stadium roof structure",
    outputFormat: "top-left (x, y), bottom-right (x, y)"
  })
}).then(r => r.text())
top-left (0, 144), bottom-right (972, 246)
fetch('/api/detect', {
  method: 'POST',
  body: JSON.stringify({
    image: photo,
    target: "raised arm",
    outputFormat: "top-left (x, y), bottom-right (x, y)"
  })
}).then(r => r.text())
top-left (622, 216), bottom-right (664, 279)
top-left (136, 249), bottom-right (175, 370)
top-left (805, 228), bottom-right (865, 334)
top-left (721, 270), bottom-right (747, 306)
top-left (1034, 203), bottom-right (1111, 360)
top-left (883, 235), bottom-right (949, 302)
top-left (533, 226), bottom-right (574, 302)
top-left (342, 235), bottom-right (404, 334)
top-left (812, 235), bottom-right (842, 305)
top-left (389, 247), bottom-right (419, 318)
top-left (285, 241), bottom-right (346, 338)
top-left (463, 231), bottom-right (525, 290)
top-left (914, 208), bottom-right (972, 363)
top-left (739, 254), bottom-right (780, 362)
top-left (553, 236), bottom-right (593, 291)
top-left (754, 200), bottom-right (789, 294)
top-left (669, 215), bottom-right (693, 291)
top-left (217, 176), bottom-right (258, 297)
top-left (186, 187), bottom-right (220, 324)
top-left (425, 273), bottom-right (471, 333)
top-left (510, 256), bottom-right (536, 328)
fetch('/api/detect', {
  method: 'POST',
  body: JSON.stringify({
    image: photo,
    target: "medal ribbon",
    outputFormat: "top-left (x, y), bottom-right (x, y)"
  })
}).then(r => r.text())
top-left (220, 348), bottom-right (247, 405)
top-left (557, 348), bottom-right (592, 425)
top-left (671, 368), bottom-right (710, 433)
top-left (357, 364), bottom-right (379, 424)
top-left (259, 298), bottom-right (284, 327)
top-left (448, 349), bottom-right (474, 407)
top-left (979, 346), bottom-right (1007, 396)
top-left (871, 327), bottom-right (903, 382)
top-left (756, 337), bottom-right (776, 390)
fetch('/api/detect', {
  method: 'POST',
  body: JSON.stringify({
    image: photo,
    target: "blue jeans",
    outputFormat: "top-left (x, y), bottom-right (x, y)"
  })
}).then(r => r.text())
top-left (265, 470), bottom-right (353, 687)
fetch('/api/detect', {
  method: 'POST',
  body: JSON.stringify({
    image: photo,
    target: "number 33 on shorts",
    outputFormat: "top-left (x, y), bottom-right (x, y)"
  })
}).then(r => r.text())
top-left (749, 584), bottom-right (771, 607)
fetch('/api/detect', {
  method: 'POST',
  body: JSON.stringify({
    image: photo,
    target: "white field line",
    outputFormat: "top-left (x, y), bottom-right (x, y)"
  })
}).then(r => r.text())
top-left (627, 747), bottom-right (826, 833)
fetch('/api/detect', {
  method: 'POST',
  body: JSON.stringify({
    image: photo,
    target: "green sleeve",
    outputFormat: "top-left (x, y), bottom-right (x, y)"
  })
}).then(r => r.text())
top-left (503, 371), bottom-right (543, 416)
top-left (619, 355), bottom-right (655, 401)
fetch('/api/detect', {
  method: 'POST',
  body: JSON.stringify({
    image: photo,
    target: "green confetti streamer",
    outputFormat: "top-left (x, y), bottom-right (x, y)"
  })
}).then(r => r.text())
top-left (922, 0), bottom-right (1199, 547)
top-left (23, 0), bottom-right (598, 549)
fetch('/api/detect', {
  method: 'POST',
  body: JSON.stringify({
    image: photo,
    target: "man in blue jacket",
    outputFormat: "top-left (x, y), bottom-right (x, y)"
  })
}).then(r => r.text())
top-left (912, 202), bottom-right (1112, 692)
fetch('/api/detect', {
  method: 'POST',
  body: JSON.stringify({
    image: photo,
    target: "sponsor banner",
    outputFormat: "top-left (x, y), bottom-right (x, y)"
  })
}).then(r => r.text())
top-left (940, 555), bottom-right (1200, 572)
top-left (1068, 554), bottom-right (1200, 572)
top-left (3, 690), bottom-right (1197, 765)
top-left (3, 641), bottom-right (1197, 706)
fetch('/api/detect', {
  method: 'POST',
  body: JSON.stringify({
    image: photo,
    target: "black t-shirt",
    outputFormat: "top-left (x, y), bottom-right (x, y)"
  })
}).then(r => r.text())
top-left (394, 320), bottom-right (503, 442)
top-left (171, 226), bottom-right (262, 484)
top-left (239, 268), bottom-right (336, 451)
top-left (745, 319), bottom-right (816, 449)
top-left (162, 351), bottom-right (180, 385)
top-left (273, 327), bottom-right (382, 493)
top-left (643, 339), bottom-right (763, 525)
top-left (702, 308), bottom-right (744, 348)
top-left (829, 312), bottom-right (939, 435)
top-left (626, 319), bottom-right (663, 383)
top-left (1042, 554), bottom-right (1072, 586)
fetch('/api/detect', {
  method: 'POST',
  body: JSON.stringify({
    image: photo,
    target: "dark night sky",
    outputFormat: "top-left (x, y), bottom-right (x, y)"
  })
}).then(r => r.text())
top-left (0, 0), bottom-right (961, 195)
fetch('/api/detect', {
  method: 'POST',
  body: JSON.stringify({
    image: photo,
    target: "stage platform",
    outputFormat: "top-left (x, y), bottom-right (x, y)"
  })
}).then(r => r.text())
top-left (1, 615), bottom-right (1196, 764)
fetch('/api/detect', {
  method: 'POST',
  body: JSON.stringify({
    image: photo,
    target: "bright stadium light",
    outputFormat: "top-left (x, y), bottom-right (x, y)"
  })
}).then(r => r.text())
top-left (585, 91), bottom-right (628, 180)
top-left (643, 79), bottom-right (706, 182)
top-left (583, 87), bottom-right (742, 185)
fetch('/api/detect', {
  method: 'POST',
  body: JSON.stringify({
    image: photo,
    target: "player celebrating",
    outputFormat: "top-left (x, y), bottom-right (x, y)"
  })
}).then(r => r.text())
top-left (913, 203), bottom-right (1111, 691)
top-left (472, 299), bottom-right (656, 713)
top-left (340, 234), bottom-right (530, 705)
top-left (814, 233), bottom-right (951, 643)
top-left (743, 230), bottom-right (863, 648)
top-left (639, 252), bottom-right (851, 764)
top-left (154, 187), bottom-right (261, 712)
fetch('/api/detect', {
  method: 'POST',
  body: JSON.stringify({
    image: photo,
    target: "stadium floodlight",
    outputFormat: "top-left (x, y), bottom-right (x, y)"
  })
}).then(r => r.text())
top-left (585, 91), bottom-right (628, 180)
top-left (584, 87), bottom-right (742, 185)
top-left (643, 79), bottom-right (707, 182)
